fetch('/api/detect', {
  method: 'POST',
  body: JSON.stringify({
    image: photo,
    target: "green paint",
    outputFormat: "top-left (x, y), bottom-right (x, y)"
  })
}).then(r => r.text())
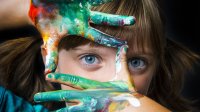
top-left (30, 0), bottom-right (135, 74)
top-left (35, 73), bottom-right (138, 111)
top-left (47, 74), bottom-right (53, 79)
top-left (91, 11), bottom-right (136, 26)
top-left (47, 73), bottom-right (129, 90)
top-left (30, 0), bottom-right (138, 111)
top-left (123, 45), bottom-right (128, 53)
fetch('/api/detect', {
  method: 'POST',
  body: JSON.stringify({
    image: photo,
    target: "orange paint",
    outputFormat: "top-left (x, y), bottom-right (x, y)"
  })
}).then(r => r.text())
top-left (87, 34), bottom-right (95, 41)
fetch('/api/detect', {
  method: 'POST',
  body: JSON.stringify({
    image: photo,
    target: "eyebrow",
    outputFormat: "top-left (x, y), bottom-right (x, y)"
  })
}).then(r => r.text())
top-left (126, 50), bottom-right (155, 59)
top-left (131, 52), bottom-right (154, 56)
top-left (71, 43), bottom-right (111, 51)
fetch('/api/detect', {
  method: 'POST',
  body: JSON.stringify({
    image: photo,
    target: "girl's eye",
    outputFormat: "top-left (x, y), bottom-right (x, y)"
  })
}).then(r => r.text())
top-left (80, 54), bottom-right (100, 65)
top-left (128, 57), bottom-right (147, 72)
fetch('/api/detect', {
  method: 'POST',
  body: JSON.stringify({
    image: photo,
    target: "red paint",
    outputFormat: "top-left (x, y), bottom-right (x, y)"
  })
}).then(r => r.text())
top-left (45, 69), bottom-right (51, 74)
top-left (29, 4), bottom-right (46, 23)
top-left (118, 20), bottom-right (124, 26)
top-left (101, 21), bottom-right (109, 25)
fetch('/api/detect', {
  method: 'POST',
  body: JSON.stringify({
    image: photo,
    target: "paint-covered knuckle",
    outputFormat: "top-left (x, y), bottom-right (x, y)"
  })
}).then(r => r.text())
top-left (51, 73), bottom-right (81, 86)
top-left (67, 75), bottom-right (80, 85)
top-left (115, 16), bottom-right (136, 26)
top-left (82, 97), bottom-right (97, 111)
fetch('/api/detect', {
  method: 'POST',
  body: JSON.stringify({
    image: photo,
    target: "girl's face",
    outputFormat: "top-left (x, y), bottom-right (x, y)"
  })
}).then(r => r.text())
top-left (55, 42), bottom-right (157, 95)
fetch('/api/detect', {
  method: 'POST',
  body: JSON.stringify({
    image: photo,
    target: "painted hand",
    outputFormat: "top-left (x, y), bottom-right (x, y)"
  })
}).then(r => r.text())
top-left (29, 0), bottom-right (136, 74)
top-left (34, 73), bottom-right (139, 112)
top-left (34, 46), bottom-right (139, 112)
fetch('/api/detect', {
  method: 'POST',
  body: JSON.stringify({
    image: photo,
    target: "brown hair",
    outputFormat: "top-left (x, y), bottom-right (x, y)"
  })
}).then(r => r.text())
top-left (91, 0), bottom-right (199, 111)
top-left (0, 0), bottom-right (199, 111)
top-left (0, 37), bottom-right (56, 108)
top-left (59, 0), bottom-right (199, 111)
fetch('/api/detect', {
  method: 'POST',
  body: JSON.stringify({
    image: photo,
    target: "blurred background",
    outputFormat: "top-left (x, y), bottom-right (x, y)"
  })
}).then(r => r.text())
top-left (161, 0), bottom-right (200, 109)
top-left (0, 0), bottom-right (200, 109)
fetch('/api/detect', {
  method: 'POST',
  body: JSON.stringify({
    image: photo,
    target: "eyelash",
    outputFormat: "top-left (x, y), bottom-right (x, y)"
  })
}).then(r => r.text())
top-left (79, 53), bottom-right (148, 72)
top-left (128, 57), bottom-right (148, 72)
top-left (79, 53), bottom-right (102, 67)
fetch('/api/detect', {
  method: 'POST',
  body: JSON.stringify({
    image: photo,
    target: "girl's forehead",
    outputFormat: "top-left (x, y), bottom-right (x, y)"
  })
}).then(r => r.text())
top-left (127, 42), bottom-right (154, 57)
top-left (125, 34), bottom-right (154, 53)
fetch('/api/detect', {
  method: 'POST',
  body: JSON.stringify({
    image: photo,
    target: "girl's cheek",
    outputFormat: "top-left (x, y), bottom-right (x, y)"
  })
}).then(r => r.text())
top-left (132, 74), bottom-right (153, 95)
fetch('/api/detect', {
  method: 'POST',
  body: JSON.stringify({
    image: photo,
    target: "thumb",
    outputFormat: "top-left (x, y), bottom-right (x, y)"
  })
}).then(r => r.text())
top-left (115, 45), bottom-right (135, 92)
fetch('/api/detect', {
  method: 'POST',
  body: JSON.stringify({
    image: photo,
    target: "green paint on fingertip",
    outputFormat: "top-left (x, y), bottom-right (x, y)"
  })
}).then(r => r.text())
top-left (34, 93), bottom-right (41, 102)
top-left (123, 45), bottom-right (128, 53)
top-left (129, 16), bottom-right (136, 25)
top-left (47, 74), bottom-right (53, 79)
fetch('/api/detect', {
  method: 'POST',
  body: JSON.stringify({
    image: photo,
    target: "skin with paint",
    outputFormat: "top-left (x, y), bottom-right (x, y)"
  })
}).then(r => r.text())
top-left (30, 0), bottom-right (169, 111)
top-left (0, 0), bottom-right (198, 111)
top-left (0, 0), bottom-right (170, 112)
top-left (35, 74), bottom-right (140, 112)
top-left (35, 37), bottom-right (164, 112)
top-left (30, 0), bottom-right (141, 111)
top-left (29, 0), bottom-right (135, 74)
top-left (36, 45), bottom-right (140, 112)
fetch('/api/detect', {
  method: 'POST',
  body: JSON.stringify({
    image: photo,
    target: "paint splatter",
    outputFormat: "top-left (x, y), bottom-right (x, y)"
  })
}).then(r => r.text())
top-left (29, 0), bottom-right (135, 74)
top-left (34, 73), bottom-right (140, 111)
top-left (29, 0), bottom-right (139, 111)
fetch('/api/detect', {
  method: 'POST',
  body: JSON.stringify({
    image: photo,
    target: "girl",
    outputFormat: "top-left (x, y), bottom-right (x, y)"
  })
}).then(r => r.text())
top-left (0, 0), bottom-right (199, 111)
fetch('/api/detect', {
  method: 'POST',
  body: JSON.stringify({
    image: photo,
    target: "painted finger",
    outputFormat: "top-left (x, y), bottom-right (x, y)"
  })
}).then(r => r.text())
top-left (43, 37), bottom-right (59, 74)
top-left (46, 73), bottom-right (129, 90)
top-left (41, 25), bottom-right (67, 74)
top-left (90, 11), bottom-right (136, 26)
top-left (88, 0), bottom-right (113, 6)
top-left (84, 27), bottom-right (126, 48)
top-left (34, 90), bottom-right (86, 102)
top-left (116, 45), bottom-right (135, 91)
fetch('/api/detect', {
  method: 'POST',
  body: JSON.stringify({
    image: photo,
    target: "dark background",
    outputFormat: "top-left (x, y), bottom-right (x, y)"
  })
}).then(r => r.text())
top-left (0, 0), bottom-right (200, 109)
top-left (161, 0), bottom-right (200, 108)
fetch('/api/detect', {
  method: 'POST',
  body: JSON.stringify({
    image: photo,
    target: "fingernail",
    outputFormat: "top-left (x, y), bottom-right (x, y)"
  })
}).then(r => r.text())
top-left (34, 93), bottom-right (41, 102)
top-left (122, 45), bottom-right (128, 53)
top-left (46, 74), bottom-right (53, 79)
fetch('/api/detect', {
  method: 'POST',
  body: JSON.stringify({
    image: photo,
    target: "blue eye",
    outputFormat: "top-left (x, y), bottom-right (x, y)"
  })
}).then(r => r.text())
top-left (128, 58), bottom-right (146, 71)
top-left (81, 54), bottom-right (100, 65)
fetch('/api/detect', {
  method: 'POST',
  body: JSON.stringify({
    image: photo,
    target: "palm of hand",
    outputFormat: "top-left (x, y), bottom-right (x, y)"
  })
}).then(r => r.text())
top-left (34, 0), bottom-right (90, 35)
top-left (29, 0), bottom-right (135, 74)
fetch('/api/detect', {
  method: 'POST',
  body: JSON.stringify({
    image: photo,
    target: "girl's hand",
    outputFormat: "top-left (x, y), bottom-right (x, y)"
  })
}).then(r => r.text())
top-left (34, 74), bottom-right (138, 112)
top-left (34, 46), bottom-right (139, 112)
top-left (29, 0), bottom-right (136, 74)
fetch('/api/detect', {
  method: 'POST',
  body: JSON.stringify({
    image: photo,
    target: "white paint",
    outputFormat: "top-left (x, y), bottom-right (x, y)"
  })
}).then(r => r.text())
top-left (124, 18), bottom-right (131, 25)
top-left (110, 47), bottom-right (121, 81)
top-left (79, 3), bottom-right (83, 8)
top-left (112, 94), bottom-right (141, 107)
